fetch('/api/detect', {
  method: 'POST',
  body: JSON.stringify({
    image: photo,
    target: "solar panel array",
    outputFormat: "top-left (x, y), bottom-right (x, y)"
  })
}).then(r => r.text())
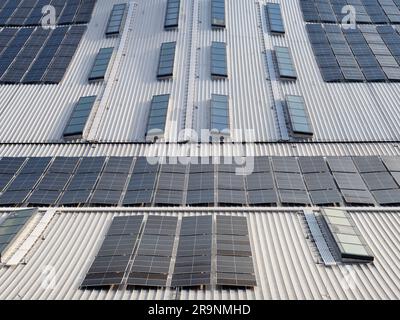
top-left (0, 0), bottom-right (97, 27)
top-left (3, 156), bottom-right (400, 207)
top-left (0, 208), bottom-right (36, 260)
top-left (0, 25), bottom-right (86, 84)
top-left (82, 214), bottom-right (257, 289)
top-left (0, 0), bottom-right (96, 85)
top-left (216, 216), bottom-right (256, 287)
top-left (299, 0), bottom-right (400, 24)
top-left (304, 9), bottom-right (400, 82)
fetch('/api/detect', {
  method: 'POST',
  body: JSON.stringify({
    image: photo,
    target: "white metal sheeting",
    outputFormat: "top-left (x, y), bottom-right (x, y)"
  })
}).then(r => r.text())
top-left (2, 0), bottom-right (400, 143)
top-left (0, 142), bottom-right (399, 158)
top-left (0, 208), bottom-right (399, 300)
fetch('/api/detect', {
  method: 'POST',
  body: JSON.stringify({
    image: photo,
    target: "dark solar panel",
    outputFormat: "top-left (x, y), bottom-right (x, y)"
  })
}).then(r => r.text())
top-left (172, 216), bottom-right (212, 287)
top-left (215, 215), bottom-right (256, 287)
top-left (127, 216), bottom-right (177, 287)
top-left (81, 215), bottom-right (143, 288)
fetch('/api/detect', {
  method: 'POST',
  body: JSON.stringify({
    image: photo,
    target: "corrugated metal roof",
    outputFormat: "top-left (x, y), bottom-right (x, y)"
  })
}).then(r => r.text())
top-left (0, 208), bottom-right (399, 300)
top-left (2, 0), bottom-right (400, 143)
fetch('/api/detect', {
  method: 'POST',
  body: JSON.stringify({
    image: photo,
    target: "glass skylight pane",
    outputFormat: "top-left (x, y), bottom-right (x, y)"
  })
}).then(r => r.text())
top-left (285, 95), bottom-right (313, 137)
top-left (63, 96), bottom-right (96, 139)
top-left (88, 47), bottom-right (114, 81)
top-left (106, 3), bottom-right (127, 36)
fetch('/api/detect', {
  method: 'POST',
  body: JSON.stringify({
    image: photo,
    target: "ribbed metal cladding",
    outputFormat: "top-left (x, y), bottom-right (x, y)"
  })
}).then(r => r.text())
top-left (0, 143), bottom-right (399, 158)
top-left (0, 209), bottom-right (399, 300)
top-left (3, 0), bottom-right (400, 143)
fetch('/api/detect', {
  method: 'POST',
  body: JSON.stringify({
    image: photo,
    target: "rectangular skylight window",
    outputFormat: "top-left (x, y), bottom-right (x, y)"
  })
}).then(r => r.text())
top-left (265, 3), bottom-right (285, 34)
top-left (285, 95), bottom-right (313, 138)
top-left (146, 94), bottom-right (170, 140)
top-left (63, 96), bottom-right (96, 140)
top-left (211, 94), bottom-right (230, 135)
top-left (164, 0), bottom-right (180, 30)
top-left (88, 47), bottom-right (114, 81)
top-left (275, 46), bottom-right (297, 80)
top-left (211, 0), bottom-right (225, 28)
top-left (321, 208), bottom-right (374, 263)
top-left (105, 3), bottom-right (127, 37)
top-left (0, 208), bottom-right (37, 261)
top-left (211, 41), bottom-right (228, 79)
top-left (157, 42), bottom-right (176, 80)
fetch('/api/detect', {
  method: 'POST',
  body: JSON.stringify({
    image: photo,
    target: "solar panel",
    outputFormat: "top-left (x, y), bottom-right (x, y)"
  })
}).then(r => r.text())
top-left (19, 157), bottom-right (51, 174)
top-left (0, 174), bottom-right (13, 191)
top-left (304, 172), bottom-right (337, 191)
top-left (353, 156), bottom-right (387, 173)
top-left (132, 157), bottom-right (159, 173)
top-left (165, 0), bottom-right (180, 29)
top-left (341, 189), bottom-right (375, 205)
top-left (171, 216), bottom-right (212, 287)
top-left (106, 3), bottom-right (127, 37)
top-left (146, 94), bottom-right (170, 139)
top-left (285, 95), bottom-right (314, 137)
top-left (382, 156), bottom-right (400, 171)
top-left (327, 157), bottom-right (358, 173)
top-left (75, 157), bottom-right (105, 174)
top-left (275, 172), bottom-right (307, 190)
top-left (211, 41), bottom-right (228, 79)
top-left (248, 186), bottom-right (280, 204)
top-left (299, 157), bottom-right (329, 173)
top-left (88, 47), bottom-right (114, 81)
top-left (127, 216), bottom-right (177, 287)
top-left (157, 42), bottom-right (176, 80)
top-left (0, 208), bottom-right (36, 259)
top-left (48, 157), bottom-right (79, 173)
top-left (81, 215), bottom-right (143, 288)
top-left (265, 3), bottom-right (285, 34)
top-left (0, 157), bottom-right (26, 175)
top-left (310, 189), bottom-right (343, 205)
top-left (278, 189), bottom-right (311, 205)
top-left (362, 172), bottom-right (398, 190)
top-left (211, 0), bottom-right (225, 28)
top-left (272, 157), bottom-right (300, 173)
top-left (246, 172), bottom-right (275, 190)
top-left (372, 189), bottom-right (400, 205)
top-left (215, 216), bottom-right (256, 287)
top-left (63, 96), bottom-right (96, 139)
top-left (100, 157), bottom-right (131, 174)
top-left (274, 46), bottom-right (297, 80)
